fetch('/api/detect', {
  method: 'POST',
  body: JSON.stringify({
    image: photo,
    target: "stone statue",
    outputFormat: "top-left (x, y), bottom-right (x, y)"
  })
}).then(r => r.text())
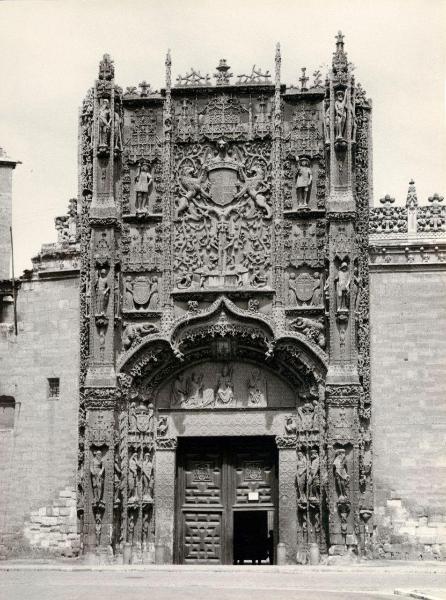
top-left (114, 110), bottom-right (123, 152)
top-left (122, 323), bottom-right (158, 350)
top-left (296, 451), bottom-right (307, 502)
top-left (90, 449), bottom-right (105, 505)
top-left (148, 277), bottom-right (160, 309)
top-left (176, 166), bottom-right (212, 218)
top-left (333, 448), bottom-right (349, 500)
top-left (335, 262), bottom-right (351, 312)
top-left (310, 272), bottom-right (323, 306)
top-left (95, 268), bottom-right (110, 314)
top-left (141, 452), bottom-right (153, 502)
top-left (98, 99), bottom-right (112, 148)
top-left (186, 372), bottom-right (204, 407)
top-left (128, 452), bottom-right (140, 503)
top-left (334, 90), bottom-right (347, 140)
top-left (171, 374), bottom-right (187, 407)
top-left (308, 449), bottom-right (320, 500)
top-left (215, 364), bottom-right (234, 405)
top-left (128, 401), bottom-right (137, 432)
top-left (295, 157), bottom-right (312, 208)
top-left (247, 368), bottom-right (266, 406)
top-left (142, 510), bottom-right (150, 547)
top-left (134, 163), bottom-right (153, 212)
top-left (288, 272), bottom-right (299, 306)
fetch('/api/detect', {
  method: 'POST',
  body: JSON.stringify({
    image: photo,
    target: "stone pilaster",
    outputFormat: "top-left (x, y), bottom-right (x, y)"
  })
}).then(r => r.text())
top-left (154, 438), bottom-right (177, 563)
top-left (276, 436), bottom-right (298, 563)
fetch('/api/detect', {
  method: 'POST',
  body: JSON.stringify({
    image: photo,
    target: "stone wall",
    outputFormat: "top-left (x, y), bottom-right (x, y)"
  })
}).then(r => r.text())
top-left (370, 266), bottom-right (446, 558)
top-left (0, 275), bottom-right (80, 556)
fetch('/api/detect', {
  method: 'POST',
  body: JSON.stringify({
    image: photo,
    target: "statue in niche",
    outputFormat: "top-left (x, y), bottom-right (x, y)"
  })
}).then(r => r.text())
top-left (308, 449), bottom-right (320, 501)
top-left (90, 449), bottom-right (105, 505)
top-left (95, 268), bottom-right (111, 314)
top-left (247, 368), bottom-right (266, 406)
top-left (310, 272), bottom-right (323, 306)
top-left (185, 372), bottom-right (204, 407)
top-left (171, 374), bottom-right (188, 407)
top-left (114, 110), bottom-right (123, 152)
top-left (141, 452), bottom-right (153, 502)
top-left (98, 99), bottom-right (112, 148)
top-left (215, 364), bottom-right (234, 406)
top-left (142, 511), bottom-right (150, 547)
top-left (334, 90), bottom-right (348, 140)
top-left (334, 262), bottom-right (351, 313)
top-left (334, 89), bottom-right (356, 143)
top-left (333, 448), bottom-right (350, 501)
top-left (148, 276), bottom-right (160, 309)
top-left (295, 157), bottom-right (313, 209)
top-left (234, 165), bottom-right (272, 219)
top-left (134, 162), bottom-right (153, 212)
top-left (287, 272), bottom-right (299, 305)
top-left (296, 451), bottom-right (307, 502)
top-left (128, 452), bottom-right (140, 503)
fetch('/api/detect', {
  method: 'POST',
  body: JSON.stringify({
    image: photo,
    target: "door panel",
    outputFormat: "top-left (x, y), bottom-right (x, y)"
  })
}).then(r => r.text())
top-left (177, 437), bottom-right (277, 564)
top-left (182, 512), bottom-right (222, 564)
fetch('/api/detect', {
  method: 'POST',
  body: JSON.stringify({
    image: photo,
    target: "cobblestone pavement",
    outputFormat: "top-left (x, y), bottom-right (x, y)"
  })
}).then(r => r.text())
top-left (1, 564), bottom-right (446, 600)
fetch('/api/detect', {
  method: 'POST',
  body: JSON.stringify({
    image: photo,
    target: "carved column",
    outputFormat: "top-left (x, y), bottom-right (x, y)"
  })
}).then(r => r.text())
top-left (83, 390), bottom-right (117, 556)
top-left (325, 33), bottom-right (363, 553)
top-left (82, 55), bottom-right (122, 556)
top-left (154, 437), bottom-right (177, 563)
top-left (276, 436), bottom-right (298, 563)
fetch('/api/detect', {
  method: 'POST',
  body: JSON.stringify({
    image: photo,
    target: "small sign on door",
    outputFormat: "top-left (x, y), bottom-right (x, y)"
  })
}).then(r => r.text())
top-left (248, 491), bottom-right (259, 501)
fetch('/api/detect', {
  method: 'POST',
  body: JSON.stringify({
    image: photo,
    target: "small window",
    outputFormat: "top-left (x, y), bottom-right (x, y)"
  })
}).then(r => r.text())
top-left (0, 396), bottom-right (15, 429)
top-left (48, 378), bottom-right (60, 399)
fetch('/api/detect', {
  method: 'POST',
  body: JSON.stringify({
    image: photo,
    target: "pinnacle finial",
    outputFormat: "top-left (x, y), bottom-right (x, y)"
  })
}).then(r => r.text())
top-left (165, 49), bottom-right (171, 67)
top-left (406, 179), bottom-right (418, 208)
top-left (336, 30), bottom-right (345, 49)
top-left (98, 53), bottom-right (114, 81)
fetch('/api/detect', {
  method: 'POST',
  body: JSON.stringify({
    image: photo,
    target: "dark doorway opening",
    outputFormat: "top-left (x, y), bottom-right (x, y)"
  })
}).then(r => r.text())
top-left (233, 510), bottom-right (271, 564)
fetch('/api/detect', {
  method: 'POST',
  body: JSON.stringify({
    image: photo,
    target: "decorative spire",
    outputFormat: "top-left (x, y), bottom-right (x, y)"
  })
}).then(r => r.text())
top-left (98, 53), bottom-right (114, 81)
top-left (214, 59), bottom-right (232, 86)
top-left (332, 30), bottom-right (349, 84)
top-left (165, 49), bottom-right (172, 92)
top-left (406, 179), bottom-right (418, 208)
top-left (275, 42), bottom-right (281, 91)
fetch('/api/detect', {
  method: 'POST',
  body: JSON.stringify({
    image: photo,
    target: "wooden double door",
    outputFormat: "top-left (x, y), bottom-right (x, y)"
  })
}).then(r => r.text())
top-left (175, 436), bottom-right (278, 564)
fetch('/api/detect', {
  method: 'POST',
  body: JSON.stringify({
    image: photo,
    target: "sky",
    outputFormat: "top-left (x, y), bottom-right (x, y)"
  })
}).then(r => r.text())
top-left (0, 0), bottom-right (445, 273)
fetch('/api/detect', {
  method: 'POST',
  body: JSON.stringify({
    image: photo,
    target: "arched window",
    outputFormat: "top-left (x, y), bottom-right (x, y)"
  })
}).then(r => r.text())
top-left (0, 396), bottom-right (15, 430)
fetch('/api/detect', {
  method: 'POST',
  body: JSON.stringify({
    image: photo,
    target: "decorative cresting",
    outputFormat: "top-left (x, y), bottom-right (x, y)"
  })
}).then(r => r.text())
top-left (78, 34), bottom-right (372, 563)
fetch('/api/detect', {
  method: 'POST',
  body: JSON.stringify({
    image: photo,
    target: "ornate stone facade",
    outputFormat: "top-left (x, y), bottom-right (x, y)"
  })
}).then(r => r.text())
top-left (76, 34), bottom-right (373, 563)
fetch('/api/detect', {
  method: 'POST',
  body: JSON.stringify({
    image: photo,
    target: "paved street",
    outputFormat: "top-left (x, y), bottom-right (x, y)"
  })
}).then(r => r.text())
top-left (1, 564), bottom-right (446, 600)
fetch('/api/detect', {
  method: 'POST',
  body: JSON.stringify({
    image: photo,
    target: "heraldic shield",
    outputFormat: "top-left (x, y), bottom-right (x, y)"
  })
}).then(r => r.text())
top-left (208, 166), bottom-right (239, 206)
top-left (133, 276), bottom-right (151, 306)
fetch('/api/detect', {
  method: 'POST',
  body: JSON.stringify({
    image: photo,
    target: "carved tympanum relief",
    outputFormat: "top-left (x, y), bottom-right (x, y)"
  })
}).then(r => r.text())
top-left (157, 362), bottom-right (294, 409)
